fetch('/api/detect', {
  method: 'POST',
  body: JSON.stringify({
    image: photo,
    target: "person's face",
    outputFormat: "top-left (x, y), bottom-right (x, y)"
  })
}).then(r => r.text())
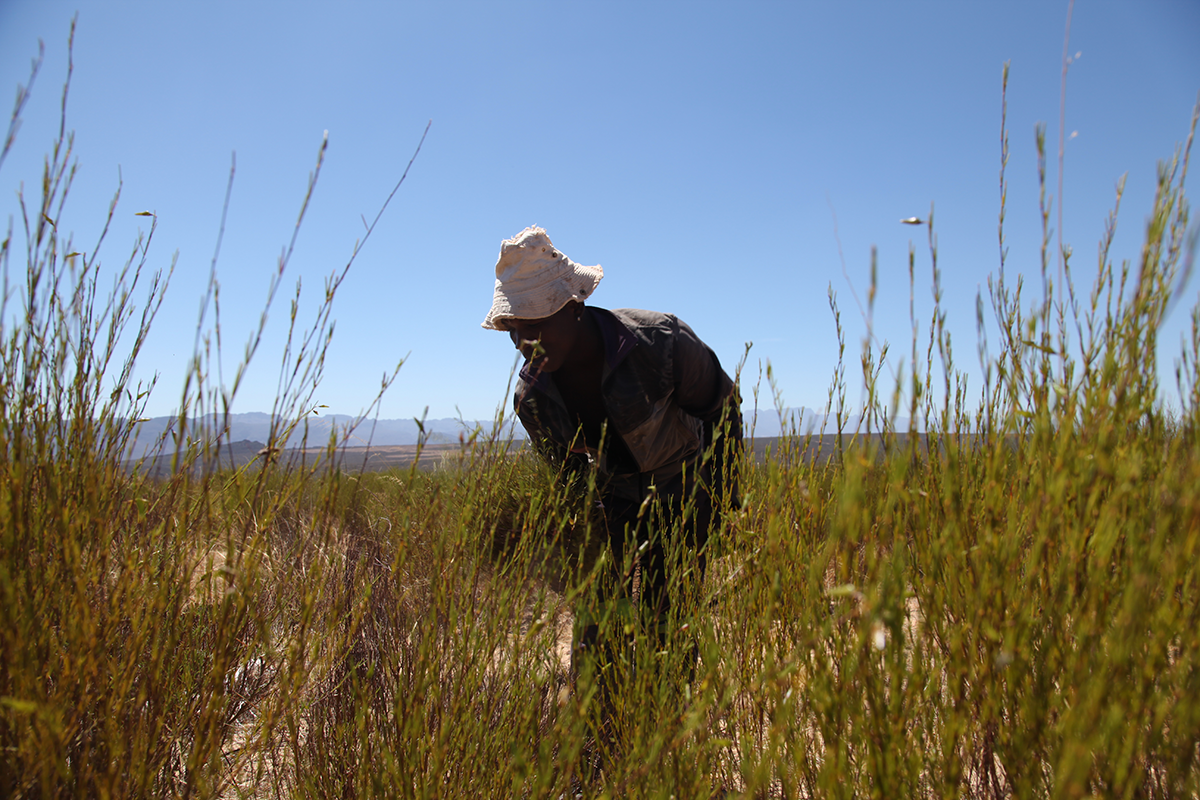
top-left (507, 302), bottom-right (581, 374)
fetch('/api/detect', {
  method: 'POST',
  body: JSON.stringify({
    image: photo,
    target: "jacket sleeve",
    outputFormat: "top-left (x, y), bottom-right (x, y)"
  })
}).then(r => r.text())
top-left (673, 317), bottom-right (743, 505)
top-left (514, 387), bottom-right (589, 479)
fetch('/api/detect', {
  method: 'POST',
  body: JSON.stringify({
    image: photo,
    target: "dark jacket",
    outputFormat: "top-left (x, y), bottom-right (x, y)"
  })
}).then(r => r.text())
top-left (515, 307), bottom-right (741, 501)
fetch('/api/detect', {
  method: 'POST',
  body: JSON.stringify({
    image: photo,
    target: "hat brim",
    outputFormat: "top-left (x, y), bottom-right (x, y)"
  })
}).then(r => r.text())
top-left (481, 263), bottom-right (602, 330)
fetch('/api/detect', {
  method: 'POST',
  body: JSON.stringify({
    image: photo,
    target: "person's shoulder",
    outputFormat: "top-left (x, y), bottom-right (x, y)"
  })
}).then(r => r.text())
top-left (608, 307), bottom-right (679, 330)
top-left (609, 308), bottom-right (720, 360)
top-left (602, 308), bottom-right (687, 354)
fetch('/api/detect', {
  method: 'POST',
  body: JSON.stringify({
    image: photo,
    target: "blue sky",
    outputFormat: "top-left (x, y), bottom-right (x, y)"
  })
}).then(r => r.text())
top-left (1, 1), bottom-right (1198, 425)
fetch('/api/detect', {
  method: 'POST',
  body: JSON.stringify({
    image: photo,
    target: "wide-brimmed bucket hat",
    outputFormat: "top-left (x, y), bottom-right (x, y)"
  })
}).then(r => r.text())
top-left (481, 226), bottom-right (603, 330)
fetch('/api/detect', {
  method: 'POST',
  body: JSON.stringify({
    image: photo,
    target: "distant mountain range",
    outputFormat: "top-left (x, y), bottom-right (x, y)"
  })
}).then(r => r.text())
top-left (125, 412), bottom-right (521, 460)
top-left (125, 407), bottom-right (919, 460)
top-left (746, 407), bottom-right (920, 437)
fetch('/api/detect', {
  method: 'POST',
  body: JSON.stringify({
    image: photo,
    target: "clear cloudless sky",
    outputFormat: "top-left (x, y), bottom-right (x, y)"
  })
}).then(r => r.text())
top-left (1, 1), bottom-right (1198, 426)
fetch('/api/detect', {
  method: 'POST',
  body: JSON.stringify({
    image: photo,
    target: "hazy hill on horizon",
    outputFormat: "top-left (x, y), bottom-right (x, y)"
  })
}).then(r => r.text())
top-left (124, 406), bottom-right (921, 460)
top-left (125, 412), bottom-right (517, 460)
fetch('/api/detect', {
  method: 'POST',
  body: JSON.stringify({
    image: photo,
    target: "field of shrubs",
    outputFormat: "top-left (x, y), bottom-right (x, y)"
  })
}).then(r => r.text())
top-left (2, 36), bottom-right (1198, 799)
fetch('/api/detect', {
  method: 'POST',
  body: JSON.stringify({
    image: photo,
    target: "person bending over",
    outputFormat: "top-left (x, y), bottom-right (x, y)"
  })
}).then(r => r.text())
top-left (481, 225), bottom-right (742, 761)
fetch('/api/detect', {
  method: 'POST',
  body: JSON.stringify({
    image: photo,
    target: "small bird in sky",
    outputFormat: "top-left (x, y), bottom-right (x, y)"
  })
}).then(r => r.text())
top-left (900, 217), bottom-right (924, 225)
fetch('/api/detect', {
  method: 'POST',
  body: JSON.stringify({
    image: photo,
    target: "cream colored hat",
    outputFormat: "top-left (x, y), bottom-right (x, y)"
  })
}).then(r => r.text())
top-left (481, 226), bottom-right (603, 330)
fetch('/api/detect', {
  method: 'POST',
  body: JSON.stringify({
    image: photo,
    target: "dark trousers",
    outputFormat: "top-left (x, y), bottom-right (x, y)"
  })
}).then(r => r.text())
top-left (602, 469), bottom-right (713, 624)
top-left (570, 468), bottom-right (715, 773)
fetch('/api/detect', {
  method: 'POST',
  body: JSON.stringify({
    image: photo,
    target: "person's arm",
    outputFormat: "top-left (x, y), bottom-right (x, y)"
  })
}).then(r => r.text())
top-left (515, 393), bottom-right (589, 482)
top-left (672, 317), bottom-right (743, 506)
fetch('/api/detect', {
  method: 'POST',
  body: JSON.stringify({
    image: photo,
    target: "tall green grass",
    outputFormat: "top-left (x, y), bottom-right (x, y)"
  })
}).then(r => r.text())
top-left (2, 32), bottom-right (1199, 799)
